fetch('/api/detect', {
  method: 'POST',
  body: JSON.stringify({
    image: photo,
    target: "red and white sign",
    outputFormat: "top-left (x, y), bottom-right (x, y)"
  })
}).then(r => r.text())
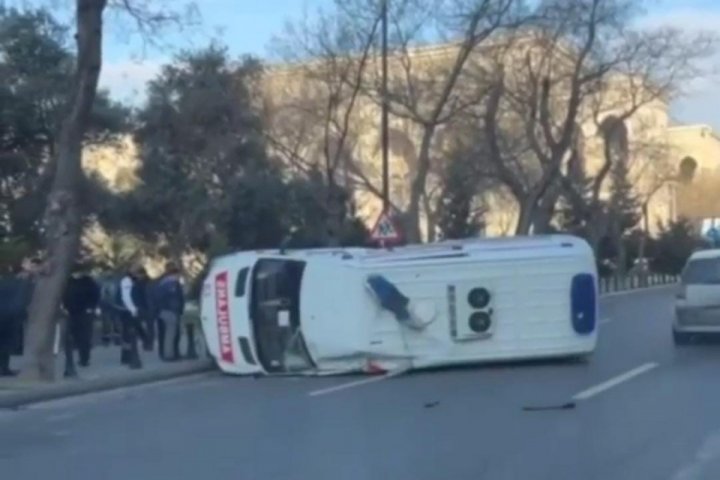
top-left (370, 210), bottom-right (402, 244)
top-left (215, 271), bottom-right (234, 363)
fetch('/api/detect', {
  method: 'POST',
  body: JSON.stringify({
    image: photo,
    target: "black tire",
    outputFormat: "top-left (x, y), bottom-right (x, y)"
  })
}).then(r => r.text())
top-left (672, 328), bottom-right (691, 346)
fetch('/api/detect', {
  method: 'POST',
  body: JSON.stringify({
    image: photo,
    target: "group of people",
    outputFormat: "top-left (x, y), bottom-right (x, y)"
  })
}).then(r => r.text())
top-left (0, 259), bottom-right (191, 377)
top-left (105, 262), bottom-right (188, 371)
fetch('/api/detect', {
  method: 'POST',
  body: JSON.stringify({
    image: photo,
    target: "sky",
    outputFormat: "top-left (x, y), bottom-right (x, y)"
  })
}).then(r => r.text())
top-left (100, 0), bottom-right (333, 103)
top-left (8, 0), bottom-right (720, 129)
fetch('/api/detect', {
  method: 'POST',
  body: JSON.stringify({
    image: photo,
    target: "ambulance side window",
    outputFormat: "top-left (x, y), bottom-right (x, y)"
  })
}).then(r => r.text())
top-left (235, 268), bottom-right (249, 297)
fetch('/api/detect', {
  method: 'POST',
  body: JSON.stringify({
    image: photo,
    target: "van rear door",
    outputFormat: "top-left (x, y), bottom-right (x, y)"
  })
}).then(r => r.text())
top-left (682, 257), bottom-right (720, 308)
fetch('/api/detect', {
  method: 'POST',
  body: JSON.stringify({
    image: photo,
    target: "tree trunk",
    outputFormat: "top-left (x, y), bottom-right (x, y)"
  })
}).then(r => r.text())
top-left (585, 211), bottom-right (609, 255)
top-left (406, 127), bottom-right (436, 243)
top-left (532, 202), bottom-right (555, 234)
top-left (422, 192), bottom-right (437, 243)
top-left (514, 199), bottom-right (535, 236)
top-left (610, 220), bottom-right (628, 276)
top-left (21, 0), bottom-right (107, 381)
top-left (323, 180), bottom-right (342, 247)
top-left (532, 184), bottom-right (561, 234)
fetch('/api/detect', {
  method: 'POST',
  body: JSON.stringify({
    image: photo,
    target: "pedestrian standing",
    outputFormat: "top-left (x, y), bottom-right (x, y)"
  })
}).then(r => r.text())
top-left (99, 275), bottom-right (122, 346)
top-left (62, 266), bottom-right (100, 377)
top-left (0, 263), bottom-right (34, 376)
top-left (133, 268), bottom-right (153, 351)
top-left (156, 262), bottom-right (185, 362)
top-left (117, 265), bottom-right (147, 369)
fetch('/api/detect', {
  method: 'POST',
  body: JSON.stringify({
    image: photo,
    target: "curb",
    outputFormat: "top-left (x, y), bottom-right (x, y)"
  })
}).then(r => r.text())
top-left (0, 360), bottom-right (215, 409)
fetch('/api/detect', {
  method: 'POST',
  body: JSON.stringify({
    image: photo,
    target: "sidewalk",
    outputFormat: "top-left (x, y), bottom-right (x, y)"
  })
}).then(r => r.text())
top-left (0, 337), bottom-right (214, 409)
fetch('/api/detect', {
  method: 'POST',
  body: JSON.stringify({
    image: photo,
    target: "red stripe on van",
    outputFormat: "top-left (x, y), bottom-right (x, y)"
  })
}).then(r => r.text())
top-left (215, 272), bottom-right (234, 363)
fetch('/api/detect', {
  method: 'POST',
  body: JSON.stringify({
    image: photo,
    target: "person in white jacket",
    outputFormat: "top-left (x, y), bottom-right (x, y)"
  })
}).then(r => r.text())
top-left (117, 265), bottom-right (147, 369)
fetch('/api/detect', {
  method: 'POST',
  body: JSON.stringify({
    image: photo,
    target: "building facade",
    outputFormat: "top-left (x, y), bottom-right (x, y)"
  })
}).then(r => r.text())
top-left (263, 41), bottom-right (720, 240)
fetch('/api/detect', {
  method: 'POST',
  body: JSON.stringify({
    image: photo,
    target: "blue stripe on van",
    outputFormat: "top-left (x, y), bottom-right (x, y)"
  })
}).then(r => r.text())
top-left (571, 273), bottom-right (596, 334)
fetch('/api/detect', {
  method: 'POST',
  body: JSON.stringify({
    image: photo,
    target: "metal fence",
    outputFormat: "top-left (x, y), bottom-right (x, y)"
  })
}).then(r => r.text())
top-left (599, 273), bottom-right (680, 294)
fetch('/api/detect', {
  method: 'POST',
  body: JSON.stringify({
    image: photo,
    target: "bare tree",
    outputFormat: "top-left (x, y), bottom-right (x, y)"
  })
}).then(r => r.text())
top-left (267, 2), bottom-right (384, 245)
top-left (361, 0), bottom-right (521, 242)
top-left (483, 0), bottom-right (716, 237)
top-left (21, 0), bottom-right (193, 381)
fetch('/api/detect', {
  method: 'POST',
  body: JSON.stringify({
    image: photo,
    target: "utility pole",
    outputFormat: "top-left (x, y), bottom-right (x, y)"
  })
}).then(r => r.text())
top-left (381, 0), bottom-right (390, 212)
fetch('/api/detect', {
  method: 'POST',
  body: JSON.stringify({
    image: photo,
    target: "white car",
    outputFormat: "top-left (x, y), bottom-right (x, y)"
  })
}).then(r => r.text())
top-left (200, 235), bottom-right (599, 375)
top-left (674, 249), bottom-right (720, 344)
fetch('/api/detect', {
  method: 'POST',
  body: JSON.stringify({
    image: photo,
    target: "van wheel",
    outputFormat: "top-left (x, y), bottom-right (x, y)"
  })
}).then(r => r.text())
top-left (672, 329), bottom-right (690, 346)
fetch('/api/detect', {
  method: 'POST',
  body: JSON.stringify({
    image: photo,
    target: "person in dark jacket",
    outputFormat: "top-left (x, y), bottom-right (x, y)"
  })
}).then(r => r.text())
top-left (131, 268), bottom-right (154, 351)
top-left (62, 267), bottom-right (100, 376)
top-left (117, 265), bottom-right (148, 369)
top-left (0, 265), bottom-right (33, 376)
top-left (155, 262), bottom-right (185, 361)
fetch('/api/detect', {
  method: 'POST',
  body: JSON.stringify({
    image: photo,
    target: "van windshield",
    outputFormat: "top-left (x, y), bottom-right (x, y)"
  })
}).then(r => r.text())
top-left (682, 258), bottom-right (720, 285)
top-left (249, 258), bottom-right (315, 373)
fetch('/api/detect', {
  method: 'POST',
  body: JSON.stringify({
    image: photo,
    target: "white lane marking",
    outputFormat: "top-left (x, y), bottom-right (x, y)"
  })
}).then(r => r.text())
top-left (671, 431), bottom-right (720, 480)
top-left (309, 370), bottom-right (406, 397)
top-left (599, 318), bottom-right (611, 326)
top-left (572, 362), bottom-right (658, 401)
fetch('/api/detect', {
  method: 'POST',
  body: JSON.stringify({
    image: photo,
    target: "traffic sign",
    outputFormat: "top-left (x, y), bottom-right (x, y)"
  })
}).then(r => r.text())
top-left (370, 210), bottom-right (402, 244)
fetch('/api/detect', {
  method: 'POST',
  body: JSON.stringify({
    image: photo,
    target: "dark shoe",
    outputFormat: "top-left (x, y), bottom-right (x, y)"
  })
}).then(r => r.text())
top-left (79, 360), bottom-right (90, 368)
top-left (120, 349), bottom-right (130, 365)
top-left (0, 369), bottom-right (18, 377)
top-left (64, 369), bottom-right (77, 378)
top-left (128, 361), bottom-right (142, 370)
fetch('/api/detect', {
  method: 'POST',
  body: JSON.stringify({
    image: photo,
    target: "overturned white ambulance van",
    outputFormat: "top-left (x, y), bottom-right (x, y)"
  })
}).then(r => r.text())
top-left (200, 235), bottom-right (598, 375)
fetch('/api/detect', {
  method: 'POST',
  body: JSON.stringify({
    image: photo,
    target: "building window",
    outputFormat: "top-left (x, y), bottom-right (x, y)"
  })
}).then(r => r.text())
top-left (678, 156), bottom-right (698, 184)
top-left (599, 116), bottom-right (629, 167)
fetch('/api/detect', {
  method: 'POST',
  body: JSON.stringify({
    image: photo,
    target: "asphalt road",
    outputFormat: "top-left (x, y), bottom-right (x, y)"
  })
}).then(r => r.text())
top-left (3, 285), bottom-right (720, 480)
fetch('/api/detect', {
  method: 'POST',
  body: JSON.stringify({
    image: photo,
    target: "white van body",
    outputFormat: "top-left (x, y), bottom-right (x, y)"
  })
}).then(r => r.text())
top-left (200, 235), bottom-right (599, 375)
top-left (674, 249), bottom-right (720, 342)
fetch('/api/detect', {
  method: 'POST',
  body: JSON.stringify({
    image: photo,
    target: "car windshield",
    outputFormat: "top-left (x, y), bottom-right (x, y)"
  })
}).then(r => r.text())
top-left (682, 258), bottom-right (720, 284)
top-left (249, 258), bottom-right (315, 373)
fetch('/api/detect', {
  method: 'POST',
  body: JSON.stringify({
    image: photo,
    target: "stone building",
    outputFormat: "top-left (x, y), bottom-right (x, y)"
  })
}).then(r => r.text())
top-left (85, 43), bottom-right (720, 243)
top-left (264, 40), bottom-right (719, 240)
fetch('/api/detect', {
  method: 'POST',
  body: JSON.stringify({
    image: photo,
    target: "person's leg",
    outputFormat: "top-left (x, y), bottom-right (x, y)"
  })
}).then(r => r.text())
top-left (0, 351), bottom-right (11, 375)
top-left (157, 314), bottom-right (166, 360)
top-left (120, 312), bottom-right (131, 365)
top-left (161, 312), bottom-right (178, 361)
top-left (0, 321), bottom-right (15, 376)
top-left (64, 316), bottom-right (77, 378)
top-left (186, 323), bottom-right (198, 359)
top-left (100, 309), bottom-right (111, 346)
top-left (113, 312), bottom-right (122, 346)
top-left (127, 321), bottom-right (142, 369)
top-left (77, 311), bottom-right (93, 367)
top-left (173, 316), bottom-right (182, 360)
top-left (141, 309), bottom-right (153, 351)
